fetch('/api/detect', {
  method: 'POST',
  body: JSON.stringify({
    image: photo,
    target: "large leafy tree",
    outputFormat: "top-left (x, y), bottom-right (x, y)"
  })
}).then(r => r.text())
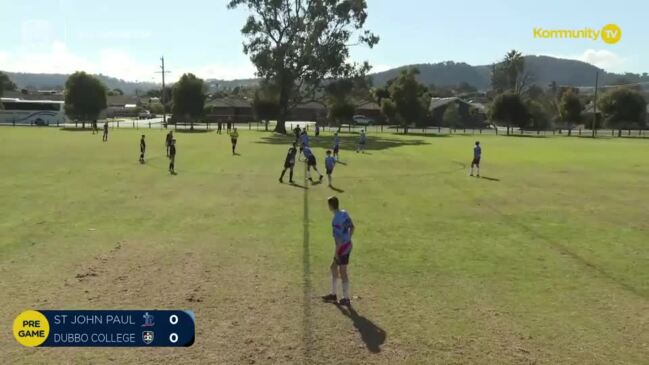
top-left (380, 98), bottom-right (397, 125)
top-left (228, 0), bottom-right (379, 134)
top-left (172, 73), bottom-right (206, 130)
top-left (252, 81), bottom-right (280, 131)
top-left (490, 92), bottom-right (529, 135)
top-left (387, 68), bottom-right (430, 133)
top-left (64, 71), bottom-right (108, 129)
top-left (325, 78), bottom-right (356, 130)
top-left (559, 90), bottom-right (582, 136)
top-left (599, 87), bottom-right (647, 135)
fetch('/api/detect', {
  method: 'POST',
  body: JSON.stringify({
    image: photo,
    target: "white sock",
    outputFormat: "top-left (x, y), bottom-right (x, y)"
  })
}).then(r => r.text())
top-left (331, 277), bottom-right (338, 295)
top-left (342, 280), bottom-right (350, 299)
top-left (307, 170), bottom-right (311, 179)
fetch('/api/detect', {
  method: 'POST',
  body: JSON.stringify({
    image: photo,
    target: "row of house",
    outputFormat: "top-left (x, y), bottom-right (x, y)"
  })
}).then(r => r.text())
top-left (202, 98), bottom-right (382, 124)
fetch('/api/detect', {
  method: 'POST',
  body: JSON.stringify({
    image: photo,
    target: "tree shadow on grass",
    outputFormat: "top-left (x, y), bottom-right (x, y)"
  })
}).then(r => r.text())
top-left (60, 127), bottom-right (95, 132)
top-left (174, 129), bottom-right (211, 134)
top-left (255, 134), bottom-right (428, 152)
top-left (334, 303), bottom-right (386, 353)
top-left (501, 133), bottom-right (547, 138)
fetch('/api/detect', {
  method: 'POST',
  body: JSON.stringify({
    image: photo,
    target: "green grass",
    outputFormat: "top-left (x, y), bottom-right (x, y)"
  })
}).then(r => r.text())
top-left (0, 127), bottom-right (647, 364)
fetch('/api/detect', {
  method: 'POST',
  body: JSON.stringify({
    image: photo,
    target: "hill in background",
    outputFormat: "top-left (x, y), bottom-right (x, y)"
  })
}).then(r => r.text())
top-left (3, 55), bottom-right (648, 95)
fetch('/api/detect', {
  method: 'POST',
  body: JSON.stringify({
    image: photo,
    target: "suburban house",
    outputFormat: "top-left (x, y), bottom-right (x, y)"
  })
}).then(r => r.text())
top-left (429, 97), bottom-right (487, 127)
top-left (204, 97), bottom-right (380, 124)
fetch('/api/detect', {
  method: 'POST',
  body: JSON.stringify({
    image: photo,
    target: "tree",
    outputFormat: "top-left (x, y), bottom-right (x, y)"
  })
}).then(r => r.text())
top-left (527, 100), bottom-right (553, 131)
top-left (64, 71), bottom-right (107, 129)
top-left (559, 90), bottom-right (582, 136)
top-left (325, 78), bottom-right (356, 130)
top-left (491, 50), bottom-right (531, 94)
top-left (149, 102), bottom-right (165, 115)
top-left (228, 0), bottom-right (379, 134)
top-left (380, 99), bottom-right (396, 125)
top-left (455, 81), bottom-right (477, 95)
top-left (172, 73), bottom-right (206, 130)
top-left (372, 87), bottom-right (390, 106)
top-left (387, 68), bottom-right (430, 133)
top-left (443, 102), bottom-right (461, 128)
top-left (599, 87), bottom-right (647, 136)
top-left (490, 92), bottom-right (529, 135)
top-left (112, 88), bottom-right (124, 96)
top-left (252, 82), bottom-right (280, 131)
top-left (0, 71), bottom-right (18, 97)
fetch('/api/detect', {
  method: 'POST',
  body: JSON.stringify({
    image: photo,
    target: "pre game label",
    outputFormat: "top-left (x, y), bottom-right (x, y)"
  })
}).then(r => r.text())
top-left (14, 310), bottom-right (195, 347)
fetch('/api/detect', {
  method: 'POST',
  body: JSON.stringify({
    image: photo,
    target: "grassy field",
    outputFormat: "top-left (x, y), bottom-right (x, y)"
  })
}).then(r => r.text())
top-left (0, 127), bottom-right (648, 364)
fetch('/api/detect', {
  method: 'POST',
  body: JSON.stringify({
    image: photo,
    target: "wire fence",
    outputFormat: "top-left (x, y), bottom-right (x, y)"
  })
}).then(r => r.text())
top-left (2, 119), bottom-right (648, 138)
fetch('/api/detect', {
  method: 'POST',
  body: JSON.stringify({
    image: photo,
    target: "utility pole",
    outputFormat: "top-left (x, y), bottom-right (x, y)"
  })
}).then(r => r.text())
top-left (592, 71), bottom-right (599, 138)
top-left (156, 56), bottom-right (171, 128)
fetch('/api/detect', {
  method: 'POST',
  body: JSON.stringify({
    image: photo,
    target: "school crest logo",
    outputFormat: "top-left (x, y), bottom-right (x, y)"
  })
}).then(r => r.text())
top-left (142, 331), bottom-right (154, 345)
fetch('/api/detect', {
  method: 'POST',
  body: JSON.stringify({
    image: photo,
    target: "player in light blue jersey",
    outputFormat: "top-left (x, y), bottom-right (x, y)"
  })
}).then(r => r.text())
top-left (470, 141), bottom-right (481, 177)
top-left (356, 129), bottom-right (367, 153)
top-left (325, 150), bottom-right (336, 187)
top-left (322, 196), bottom-right (355, 306)
top-left (332, 133), bottom-right (341, 161)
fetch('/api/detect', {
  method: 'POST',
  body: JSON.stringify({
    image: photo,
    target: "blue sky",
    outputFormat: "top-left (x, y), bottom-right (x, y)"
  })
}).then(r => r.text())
top-left (0, 0), bottom-right (645, 82)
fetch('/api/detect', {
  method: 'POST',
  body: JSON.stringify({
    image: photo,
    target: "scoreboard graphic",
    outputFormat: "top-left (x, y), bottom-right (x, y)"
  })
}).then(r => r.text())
top-left (13, 310), bottom-right (195, 347)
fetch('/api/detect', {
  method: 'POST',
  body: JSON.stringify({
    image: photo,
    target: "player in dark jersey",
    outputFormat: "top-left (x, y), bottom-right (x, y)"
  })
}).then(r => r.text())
top-left (302, 146), bottom-right (323, 183)
top-left (470, 141), bottom-right (481, 177)
top-left (322, 196), bottom-right (355, 306)
top-left (168, 139), bottom-right (177, 174)
top-left (165, 131), bottom-right (173, 157)
top-left (102, 122), bottom-right (109, 142)
top-left (279, 143), bottom-right (298, 184)
top-left (139, 135), bottom-right (146, 164)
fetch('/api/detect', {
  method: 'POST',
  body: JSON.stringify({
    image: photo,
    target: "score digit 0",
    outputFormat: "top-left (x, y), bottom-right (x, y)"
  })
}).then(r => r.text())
top-left (169, 315), bottom-right (178, 325)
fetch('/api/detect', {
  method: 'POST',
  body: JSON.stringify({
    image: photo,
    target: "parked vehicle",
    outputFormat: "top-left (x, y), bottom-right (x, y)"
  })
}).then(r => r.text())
top-left (352, 114), bottom-right (374, 125)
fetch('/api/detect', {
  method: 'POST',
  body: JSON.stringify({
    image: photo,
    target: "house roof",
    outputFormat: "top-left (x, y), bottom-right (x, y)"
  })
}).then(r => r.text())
top-left (429, 97), bottom-right (485, 112)
top-left (205, 97), bottom-right (252, 108)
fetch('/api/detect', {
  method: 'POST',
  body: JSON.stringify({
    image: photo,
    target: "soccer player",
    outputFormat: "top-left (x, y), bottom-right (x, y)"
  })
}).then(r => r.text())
top-left (293, 125), bottom-right (302, 143)
top-left (168, 139), bottom-right (177, 174)
top-left (279, 142), bottom-right (298, 184)
top-left (229, 127), bottom-right (239, 155)
top-left (332, 132), bottom-right (341, 161)
top-left (165, 131), bottom-right (173, 157)
top-left (299, 130), bottom-right (309, 160)
top-left (92, 120), bottom-right (98, 135)
top-left (470, 141), bottom-right (481, 177)
top-left (325, 150), bottom-right (336, 187)
top-left (322, 196), bottom-right (355, 306)
top-left (102, 122), bottom-right (109, 142)
top-left (303, 145), bottom-right (323, 183)
top-left (139, 135), bottom-right (146, 164)
top-left (356, 129), bottom-right (366, 153)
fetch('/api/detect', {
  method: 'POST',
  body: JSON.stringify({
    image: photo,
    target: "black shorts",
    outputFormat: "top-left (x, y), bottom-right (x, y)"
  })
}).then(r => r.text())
top-left (307, 156), bottom-right (316, 166)
top-left (284, 162), bottom-right (295, 169)
top-left (231, 138), bottom-right (237, 145)
top-left (333, 254), bottom-right (350, 266)
top-left (326, 168), bottom-right (333, 175)
top-left (472, 157), bottom-right (480, 166)
top-left (333, 146), bottom-right (339, 153)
